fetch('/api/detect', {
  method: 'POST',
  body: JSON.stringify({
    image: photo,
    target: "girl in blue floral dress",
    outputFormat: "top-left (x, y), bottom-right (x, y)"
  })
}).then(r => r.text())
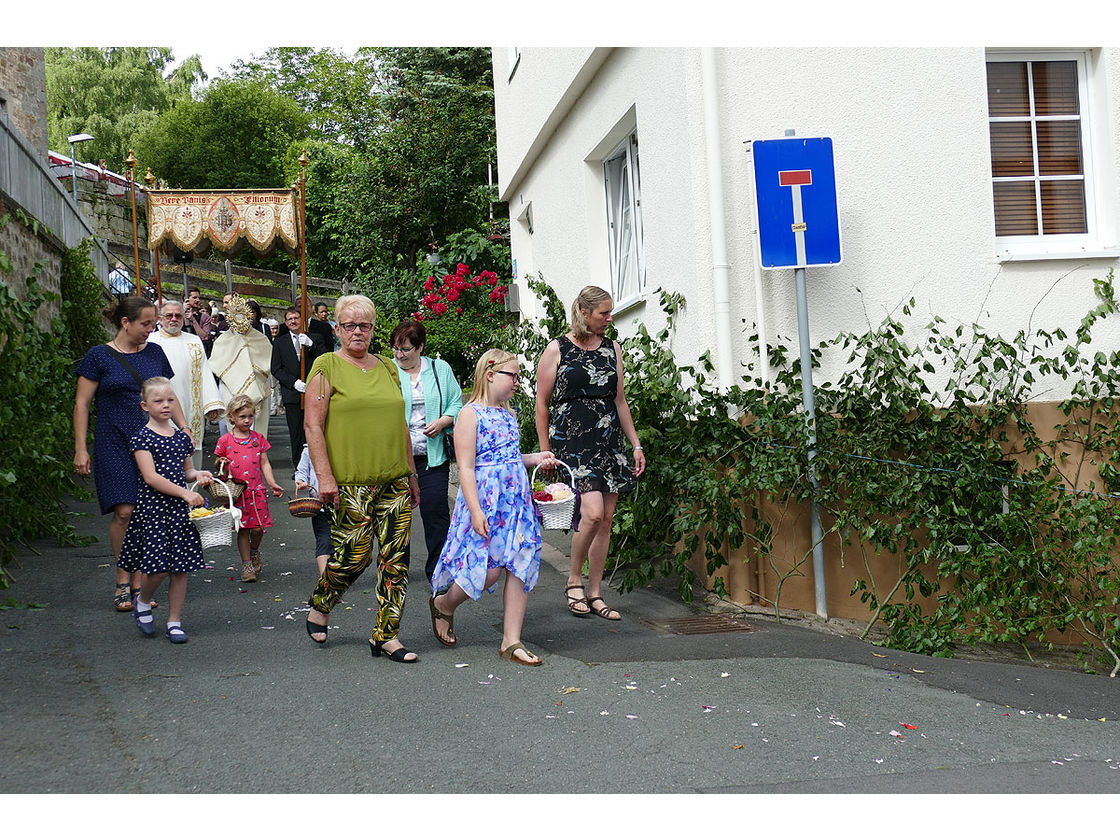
top-left (428, 349), bottom-right (559, 665)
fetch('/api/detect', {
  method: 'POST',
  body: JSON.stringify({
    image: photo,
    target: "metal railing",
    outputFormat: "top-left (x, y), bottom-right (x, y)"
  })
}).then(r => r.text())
top-left (0, 110), bottom-right (111, 286)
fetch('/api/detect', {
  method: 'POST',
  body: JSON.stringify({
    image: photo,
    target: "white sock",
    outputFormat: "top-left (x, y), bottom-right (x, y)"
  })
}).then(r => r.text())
top-left (166, 620), bottom-right (181, 630)
top-left (136, 600), bottom-right (153, 623)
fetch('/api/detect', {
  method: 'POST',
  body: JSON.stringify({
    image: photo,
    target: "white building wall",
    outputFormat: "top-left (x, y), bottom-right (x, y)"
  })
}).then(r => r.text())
top-left (493, 47), bottom-right (1120, 400)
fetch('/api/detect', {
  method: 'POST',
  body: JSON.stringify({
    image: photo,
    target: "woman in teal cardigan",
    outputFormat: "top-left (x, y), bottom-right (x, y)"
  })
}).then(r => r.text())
top-left (390, 320), bottom-right (464, 586)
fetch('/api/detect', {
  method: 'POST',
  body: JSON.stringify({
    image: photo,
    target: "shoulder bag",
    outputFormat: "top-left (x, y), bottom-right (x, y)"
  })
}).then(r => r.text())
top-left (430, 358), bottom-right (455, 462)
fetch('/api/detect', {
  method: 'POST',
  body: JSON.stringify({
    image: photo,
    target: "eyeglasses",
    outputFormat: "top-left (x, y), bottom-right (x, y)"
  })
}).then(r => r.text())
top-left (494, 370), bottom-right (520, 382)
top-left (339, 322), bottom-right (374, 334)
top-left (391, 345), bottom-right (416, 354)
top-left (163, 314), bottom-right (182, 320)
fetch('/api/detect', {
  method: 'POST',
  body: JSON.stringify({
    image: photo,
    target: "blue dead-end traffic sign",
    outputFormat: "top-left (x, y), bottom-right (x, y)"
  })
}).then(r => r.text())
top-left (752, 137), bottom-right (842, 269)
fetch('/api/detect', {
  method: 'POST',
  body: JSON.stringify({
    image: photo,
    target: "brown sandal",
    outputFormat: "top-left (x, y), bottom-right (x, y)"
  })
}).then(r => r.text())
top-left (429, 596), bottom-right (457, 647)
top-left (498, 642), bottom-right (542, 666)
top-left (587, 596), bottom-right (621, 621)
top-left (565, 584), bottom-right (590, 617)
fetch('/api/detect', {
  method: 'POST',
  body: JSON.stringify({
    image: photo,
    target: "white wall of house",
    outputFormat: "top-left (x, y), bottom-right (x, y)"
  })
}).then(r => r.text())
top-left (493, 46), bottom-right (1120, 401)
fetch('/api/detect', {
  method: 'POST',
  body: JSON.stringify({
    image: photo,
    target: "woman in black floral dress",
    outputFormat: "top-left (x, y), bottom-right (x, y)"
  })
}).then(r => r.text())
top-left (536, 286), bottom-right (645, 620)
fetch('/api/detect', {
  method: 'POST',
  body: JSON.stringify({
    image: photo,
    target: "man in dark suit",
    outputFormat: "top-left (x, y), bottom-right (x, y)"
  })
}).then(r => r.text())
top-left (271, 306), bottom-right (326, 468)
top-left (307, 301), bottom-right (336, 351)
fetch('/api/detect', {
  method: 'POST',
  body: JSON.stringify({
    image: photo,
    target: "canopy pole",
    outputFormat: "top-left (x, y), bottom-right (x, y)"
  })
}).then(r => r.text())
top-left (297, 151), bottom-right (310, 409)
top-left (126, 150), bottom-right (140, 295)
top-left (144, 169), bottom-right (162, 307)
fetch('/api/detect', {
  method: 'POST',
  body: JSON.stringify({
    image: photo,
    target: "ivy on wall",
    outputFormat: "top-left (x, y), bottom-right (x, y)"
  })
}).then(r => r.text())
top-left (513, 272), bottom-right (1120, 675)
top-left (0, 219), bottom-right (103, 587)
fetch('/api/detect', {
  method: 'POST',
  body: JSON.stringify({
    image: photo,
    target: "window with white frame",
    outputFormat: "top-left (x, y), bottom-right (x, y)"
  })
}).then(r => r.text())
top-left (603, 132), bottom-right (645, 305)
top-left (986, 53), bottom-right (1094, 244)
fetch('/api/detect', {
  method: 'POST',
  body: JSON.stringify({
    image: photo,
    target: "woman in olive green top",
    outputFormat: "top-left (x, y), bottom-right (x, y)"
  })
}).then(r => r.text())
top-left (303, 295), bottom-right (421, 663)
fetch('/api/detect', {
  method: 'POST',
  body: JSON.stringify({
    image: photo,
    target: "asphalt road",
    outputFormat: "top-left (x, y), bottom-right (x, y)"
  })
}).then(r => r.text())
top-left (3, 418), bottom-right (1119, 816)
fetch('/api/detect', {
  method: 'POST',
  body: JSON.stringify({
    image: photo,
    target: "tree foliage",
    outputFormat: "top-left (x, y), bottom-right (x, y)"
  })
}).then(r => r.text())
top-left (229, 47), bottom-right (383, 143)
top-left (45, 47), bottom-right (204, 169)
top-left (136, 77), bottom-right (311, 190)
top-left (47, 45), bottom-right (506, 314)
top-left (290, 48), bottom-right (501, 287)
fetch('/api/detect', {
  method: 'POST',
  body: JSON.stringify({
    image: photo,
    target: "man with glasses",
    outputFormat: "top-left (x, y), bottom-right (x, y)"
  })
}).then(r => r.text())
top-left (148, 300), bottom-right (224, 469)
top-left (183, 286), bottom-right (213, 355)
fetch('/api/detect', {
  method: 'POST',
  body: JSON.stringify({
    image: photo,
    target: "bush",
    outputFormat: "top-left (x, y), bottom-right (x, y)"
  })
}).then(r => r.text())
top-left (413, 261), bottom-right (516, 382)
top-left (0, 258), bottom-right (90, 586)
top-left (511, 270), bottom-right (1120, 674)
top-left (61, 239), bottom-right (110, 361)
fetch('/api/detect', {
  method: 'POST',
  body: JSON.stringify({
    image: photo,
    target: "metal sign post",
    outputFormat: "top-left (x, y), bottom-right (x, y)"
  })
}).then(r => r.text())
top-left (752, 134), bottom-right (841, 619)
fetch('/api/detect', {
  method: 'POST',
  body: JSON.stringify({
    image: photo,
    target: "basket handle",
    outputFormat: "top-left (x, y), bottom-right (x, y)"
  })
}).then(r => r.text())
top-left (214, 457), bottom-right (228, 480)
top-left (190, 476), bottom-right (233, 507)
top-left (531, 459), bottom-right (574, 488)
top-left (292, 485), bottom-right (319, 501)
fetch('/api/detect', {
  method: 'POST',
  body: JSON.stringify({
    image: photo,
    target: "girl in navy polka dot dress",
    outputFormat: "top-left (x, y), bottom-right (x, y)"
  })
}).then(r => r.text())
top-left (119, 377), bottom-right (214, 643)
top-left (214, 394), bottom-right (284, 583)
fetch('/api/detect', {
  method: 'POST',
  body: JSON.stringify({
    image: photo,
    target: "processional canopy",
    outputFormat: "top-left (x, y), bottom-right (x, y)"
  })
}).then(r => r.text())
top-left (146, 189), bottom-right (300, 258)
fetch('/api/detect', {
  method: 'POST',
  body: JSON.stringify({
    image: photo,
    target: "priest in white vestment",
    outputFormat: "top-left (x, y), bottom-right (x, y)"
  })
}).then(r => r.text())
top-left (149, 300), bottom-right (225, 469)
top-left (208, 294), bottom-right (273, 440)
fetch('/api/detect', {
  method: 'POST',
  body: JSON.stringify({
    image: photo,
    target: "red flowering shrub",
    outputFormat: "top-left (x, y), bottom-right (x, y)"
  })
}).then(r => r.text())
top-left (413, 263), bottom-right (515, 382)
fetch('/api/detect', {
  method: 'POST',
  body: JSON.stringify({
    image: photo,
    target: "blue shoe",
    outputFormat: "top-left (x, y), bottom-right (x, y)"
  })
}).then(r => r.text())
top-left (165, 625), bottom-right (188, 644)
top-left (134, 603), bottom-right (156, 637)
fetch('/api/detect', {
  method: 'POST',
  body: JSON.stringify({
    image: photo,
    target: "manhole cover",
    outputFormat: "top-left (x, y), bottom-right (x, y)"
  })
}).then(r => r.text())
top-left (640, 614), bottom-right (759, 635)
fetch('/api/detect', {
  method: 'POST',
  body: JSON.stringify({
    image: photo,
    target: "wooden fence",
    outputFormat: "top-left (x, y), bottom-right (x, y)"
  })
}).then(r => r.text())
top-left (106, 242), bottom-right (349, 321)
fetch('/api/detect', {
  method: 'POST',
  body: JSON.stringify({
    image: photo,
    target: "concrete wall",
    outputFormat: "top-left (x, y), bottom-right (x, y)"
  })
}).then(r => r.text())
top-left (493, 47), bottom-right (1120, 401)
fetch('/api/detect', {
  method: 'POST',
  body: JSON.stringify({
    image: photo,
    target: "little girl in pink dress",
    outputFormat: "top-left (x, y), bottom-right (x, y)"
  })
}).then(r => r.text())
top-left (214, 394), bottom-right (283, 582)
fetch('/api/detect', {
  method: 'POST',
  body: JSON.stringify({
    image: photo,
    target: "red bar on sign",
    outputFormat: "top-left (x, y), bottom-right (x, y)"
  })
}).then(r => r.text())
top-left (779, 169), bottom-right (812, 186)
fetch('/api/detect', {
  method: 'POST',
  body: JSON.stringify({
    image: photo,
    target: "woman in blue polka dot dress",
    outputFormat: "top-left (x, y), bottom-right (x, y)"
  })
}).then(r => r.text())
top-left (118, 377), bottom-right (214, 643)
top-left (74, 297), bottom-right (181, 612)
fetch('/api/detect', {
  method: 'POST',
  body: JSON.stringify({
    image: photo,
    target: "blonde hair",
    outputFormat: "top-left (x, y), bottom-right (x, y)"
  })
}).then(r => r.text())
top-left (226, 393), bottom-right (256, 419)
top-left (468, 348), bottom-right (519, 408)
top-left (570, 285), bottom-right (612, 342)
top-left (140, 376), bottom-right (174, 402)
top-left (334, 294), bottom-right (376, 326)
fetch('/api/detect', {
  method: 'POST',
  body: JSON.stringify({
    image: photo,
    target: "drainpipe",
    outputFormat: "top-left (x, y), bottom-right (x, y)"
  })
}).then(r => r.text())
top-left (700, 47), bottom-right (733, 391)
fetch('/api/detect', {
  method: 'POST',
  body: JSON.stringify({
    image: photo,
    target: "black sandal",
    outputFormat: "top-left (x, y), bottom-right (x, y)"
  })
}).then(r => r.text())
top-left (587, 596), bottom-right (622, 621)
top-left (369, 639), bottom-right (418, 663)
top-left (114, 583), bottom-right (132, 612)
top-left (565, 584), bottom-right (590, 617)
top-left (305, 618), bottom-right (328, 644)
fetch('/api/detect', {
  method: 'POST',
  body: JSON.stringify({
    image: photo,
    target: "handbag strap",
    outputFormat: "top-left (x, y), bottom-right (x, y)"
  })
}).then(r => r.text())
top-left (105, 345), bottom-right (145, 389)
top-left (429, 358), bottom-right (453, 439)
top-left (430, 357), bottom-right (444, 413)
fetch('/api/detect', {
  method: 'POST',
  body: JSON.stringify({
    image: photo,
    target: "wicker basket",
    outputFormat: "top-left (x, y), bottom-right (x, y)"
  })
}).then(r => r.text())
top-left (531, 460), bottom-right (577, 531)
top-left (288, 486), bottom-right (323, 518)
top-left (189, 479), bottom-right (235, 549)
top-left (208, 458), bottom-right (246, 508)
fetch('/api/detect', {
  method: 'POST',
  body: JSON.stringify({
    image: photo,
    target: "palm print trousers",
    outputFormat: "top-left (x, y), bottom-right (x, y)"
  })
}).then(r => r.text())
top-left (308, 478), bottom-right (412, 641)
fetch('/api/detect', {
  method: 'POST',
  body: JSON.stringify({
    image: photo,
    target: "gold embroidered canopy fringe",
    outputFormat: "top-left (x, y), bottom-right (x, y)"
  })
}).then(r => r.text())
top-left (146, 189), bottom-right (300, 258)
